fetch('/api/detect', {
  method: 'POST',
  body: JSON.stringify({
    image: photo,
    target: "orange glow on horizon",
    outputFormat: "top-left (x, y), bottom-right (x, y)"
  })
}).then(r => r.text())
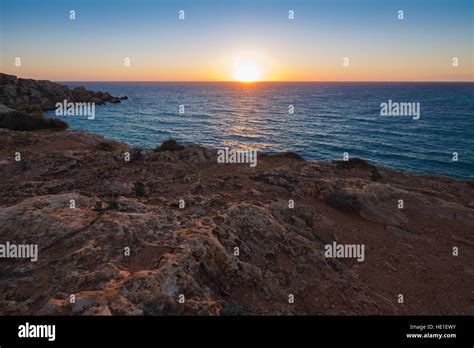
top-left (2, 53), bottom-right (472, 82)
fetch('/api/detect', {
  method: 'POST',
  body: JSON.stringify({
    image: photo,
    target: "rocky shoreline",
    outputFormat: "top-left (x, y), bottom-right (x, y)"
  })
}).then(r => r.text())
top-left (0, 126), bottom-right (472, 315)
top-left (0, 73), bottom-right (126, 111)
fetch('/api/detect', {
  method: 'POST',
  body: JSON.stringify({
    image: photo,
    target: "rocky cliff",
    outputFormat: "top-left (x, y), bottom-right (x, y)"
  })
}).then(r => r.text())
top-left (0, 73), bottom-right (126, 111)
top-left (0, 129), bottom-right (472, 315)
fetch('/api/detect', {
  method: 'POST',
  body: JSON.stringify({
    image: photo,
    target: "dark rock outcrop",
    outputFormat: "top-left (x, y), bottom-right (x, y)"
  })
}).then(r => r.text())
top-left (0, 73), bottom-right (127, 111)
top-left (156, 139), bottom-right (184, 152)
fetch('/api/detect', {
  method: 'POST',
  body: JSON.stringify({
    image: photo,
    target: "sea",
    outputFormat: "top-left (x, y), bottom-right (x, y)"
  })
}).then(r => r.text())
top-left (47, 82), bottom-right (474, 179)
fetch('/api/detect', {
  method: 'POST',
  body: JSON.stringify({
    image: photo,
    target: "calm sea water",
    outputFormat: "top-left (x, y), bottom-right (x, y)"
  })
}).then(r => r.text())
top-left (48, 82), bottom-right (474, 179)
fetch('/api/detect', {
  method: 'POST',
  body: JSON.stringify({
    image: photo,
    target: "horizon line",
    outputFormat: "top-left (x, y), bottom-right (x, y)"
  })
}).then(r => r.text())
top-left (52, 80), bottom-right (474, 83)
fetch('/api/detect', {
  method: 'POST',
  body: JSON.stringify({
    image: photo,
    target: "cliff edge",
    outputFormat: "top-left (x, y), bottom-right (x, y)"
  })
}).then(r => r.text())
top-left (0, 128), bottom-right (472, 315)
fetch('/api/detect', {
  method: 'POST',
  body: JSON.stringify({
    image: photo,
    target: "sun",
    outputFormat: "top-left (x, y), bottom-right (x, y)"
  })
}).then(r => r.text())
top-left (233, 60), bottom-right (262, 82)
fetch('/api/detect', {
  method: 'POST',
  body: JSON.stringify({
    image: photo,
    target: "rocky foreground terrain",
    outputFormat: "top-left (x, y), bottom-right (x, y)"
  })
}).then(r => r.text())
top-left (0, 73), bottom-right (126, 111)
top-left (0, 128), bottom-right (472, 315)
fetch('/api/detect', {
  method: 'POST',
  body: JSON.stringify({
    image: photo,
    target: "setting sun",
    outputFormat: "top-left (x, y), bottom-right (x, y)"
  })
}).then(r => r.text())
top-left (233, 61), bottom-right (262, 82)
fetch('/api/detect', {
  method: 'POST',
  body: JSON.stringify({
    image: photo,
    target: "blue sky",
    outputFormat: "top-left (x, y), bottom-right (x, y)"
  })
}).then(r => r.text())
top-left (1, 0), bottom-right (472, 81)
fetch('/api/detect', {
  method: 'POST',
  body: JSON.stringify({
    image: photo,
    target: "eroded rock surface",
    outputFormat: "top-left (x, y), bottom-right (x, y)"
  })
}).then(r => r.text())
top-left (0, 129), bottom-right (472, 315)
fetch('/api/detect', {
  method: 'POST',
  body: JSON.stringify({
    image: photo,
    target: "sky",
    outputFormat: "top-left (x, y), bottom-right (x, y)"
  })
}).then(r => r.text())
top-left (0, 0), bottom-right (472, 81)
